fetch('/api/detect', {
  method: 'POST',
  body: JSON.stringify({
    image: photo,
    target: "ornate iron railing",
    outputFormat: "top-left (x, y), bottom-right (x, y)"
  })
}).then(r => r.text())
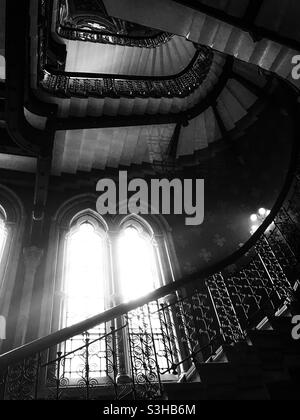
top-left (0, 148), bottom-right (299, 401)
top-left (38, 1), bottom-right (214, 99)
top-left (0, 209), bottom-right (298, 400)
top-left (39, 48), bottom-right (213, 99)
top-left (0, 286), bottom-right (227, 400)
top-left (56, 0), bottom-right (173, 48)
top-left (56, 26), bottom-right (173, 48)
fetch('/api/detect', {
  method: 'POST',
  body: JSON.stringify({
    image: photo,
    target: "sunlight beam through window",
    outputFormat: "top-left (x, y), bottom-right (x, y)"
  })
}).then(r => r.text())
top-left (64, 222), bottom-right (105, 327)
top-left (118, 226), bottom-right (160, 302)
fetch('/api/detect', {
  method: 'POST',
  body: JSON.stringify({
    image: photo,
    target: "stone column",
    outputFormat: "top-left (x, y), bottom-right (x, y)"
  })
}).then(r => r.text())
top-left (0, 316), bottom-right (6, 340)
top-left (153, 235), bottom-right (172, 286)
top-left (109, 231), bottom-right (132, 384)
top-left (14, 246), bottom-right (44, 346)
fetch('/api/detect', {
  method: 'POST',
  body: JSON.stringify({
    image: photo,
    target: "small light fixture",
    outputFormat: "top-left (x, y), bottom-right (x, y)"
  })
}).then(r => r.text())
top-left (250, 207), bottom-right (271, 234)
top-left (250, 214), bottom-right (258, 222)
top-left (258, 208), bottom-right (267, 216)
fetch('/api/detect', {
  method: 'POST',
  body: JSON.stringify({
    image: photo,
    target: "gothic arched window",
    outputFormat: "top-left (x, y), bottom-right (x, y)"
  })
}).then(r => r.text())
top-left (0, 206), bottom-right (7, 342)
top-left (0, 208), bottom-right (7, 267)
top-left (64, 220), bottom-right (108, 327)
top-left (56, 210), bottom-right (179, 383)
top-left (61, 216), bottom-right (110, 381)
top-left (0, 207), bottom-right (8, 287)
top-left (0, 190), bottom-right (25, 351)
top-left (118, 220), bottom-right (162, 302)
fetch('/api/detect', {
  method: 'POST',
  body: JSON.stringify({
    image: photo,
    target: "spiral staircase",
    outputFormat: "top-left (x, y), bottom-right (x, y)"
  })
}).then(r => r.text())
top-left (51, 58), bottom-right (266, 175)
top-left (28, 0), bottom-right (271, 176)
top-left (23, 0), bottom-right (278, 175)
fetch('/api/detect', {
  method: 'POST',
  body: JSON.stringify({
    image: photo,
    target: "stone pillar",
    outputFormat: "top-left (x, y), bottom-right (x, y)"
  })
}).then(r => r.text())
top-left (0, 315), bottom-right (6, 340)
top-left (153, 235), bottom-right (173, 286)
top-left (108, 231), bottom-right (132, 384)
top-left (14, 247), bottom-right (44, 346)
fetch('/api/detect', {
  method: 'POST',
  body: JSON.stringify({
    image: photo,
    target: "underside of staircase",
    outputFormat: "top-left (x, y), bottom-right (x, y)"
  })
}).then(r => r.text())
top-left (103, 0), bottom-right (300, 90)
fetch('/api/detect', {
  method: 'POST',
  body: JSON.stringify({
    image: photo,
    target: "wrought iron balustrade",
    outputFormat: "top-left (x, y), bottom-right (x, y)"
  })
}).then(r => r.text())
top-left (38, 1), bottom-right (214, 99)
top-left (56, 0), bottom-right (173, 48)
top-left (0, 288), bottom-right (227, 400)
top-left (0, 233), bottom-right (296, 401)
top-left (56, 26), bottom-right (174, 48)
top-left (0, 158), bottom-right (299, 400)
top-left (39, 49), bottom-right (213, 99)
top-left (265, 174), bottom-right (300, 282)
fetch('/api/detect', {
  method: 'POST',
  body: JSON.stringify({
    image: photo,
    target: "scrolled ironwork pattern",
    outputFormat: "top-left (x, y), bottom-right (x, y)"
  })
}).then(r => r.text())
top-left (255, 236), bottom-right (293, 303)
top-left (57, 0), bottom-right (172, 48)
top-left (0, 369), bottom-right (7, 400)
top-left (40, 48), bottom-right (213, 99)
top-left (43, 327), bottom-right (129, 400)
top-left (127, 304), bottom-right (163, 400)
top-left (206, 274), bottom-right (245, 345)
top-left (266, 225), bottom-right (298, 278)
top-left (264, 174), bottom-right (300, 282)
top-left (56, 27), bottom-right (173, 48)
top-left (225, 254), bottom-right (282, 329)
top-left (1, 174), bottom-right (300, 400)
top-left (4, 356), bottom-right (40, 400)
top-left (175, 291), bottom-right (221, 364)
top-left (38, 1), bottom-right (214, 99)
top-left (272, 208), bottom-right (300, 267)
top-left (156, 299), bottom-right (181, 375)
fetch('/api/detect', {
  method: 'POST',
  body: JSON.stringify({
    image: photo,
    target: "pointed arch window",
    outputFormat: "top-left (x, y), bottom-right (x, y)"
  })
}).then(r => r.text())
top-left (117, 219), bottom-right (174, 376)
top-left (0, 207), bottom-right (8, 279)
top-left (118, 221), bottom-right (162, 302)
top-left (58, 212), bottom-right (179, 384)
top-left (0, 206), bottom-right (8, 346)
top-left (61, 217), bottom-right (110, 381)
top-left (64, 221), bottom-right (107, 327)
